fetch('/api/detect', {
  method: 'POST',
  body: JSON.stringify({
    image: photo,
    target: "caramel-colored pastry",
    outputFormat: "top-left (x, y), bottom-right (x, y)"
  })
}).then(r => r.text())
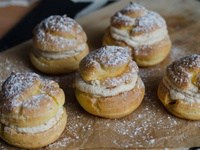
top-left (158, 54), bottom-right (200, 120)
top-left (75, 46), bottom-right (145, 119)
top-left (30, 15), bottom-right (89, 74)
top-left (0, 72), bottom-right (67, 148)
top-left (103, 2), bottom-right (171, 67)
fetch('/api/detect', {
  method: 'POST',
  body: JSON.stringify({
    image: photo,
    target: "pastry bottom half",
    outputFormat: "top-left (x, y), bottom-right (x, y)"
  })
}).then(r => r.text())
top-left (30, 47), bottom-right (89, 74)
top-left (0, 108), bottom-right (67, 149)
top-left (158, 81), bottom-right (200, 120)
top-left (75, 77), bottom-right (145, 119)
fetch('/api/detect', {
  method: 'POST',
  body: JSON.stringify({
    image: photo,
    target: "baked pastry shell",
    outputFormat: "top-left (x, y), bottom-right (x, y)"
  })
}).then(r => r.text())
top-left (0, 80), bottom-right (65, 127)
top-left (75, 77), bottom-right (145, 119)
top-left (103, 28), bottom-right (171, 67)
top-left (0, 107), bottom-right (67, 149)
top-left (158, 80), bottom-right (200, 120)
top-left (30, 46), bottom-right (89, 74)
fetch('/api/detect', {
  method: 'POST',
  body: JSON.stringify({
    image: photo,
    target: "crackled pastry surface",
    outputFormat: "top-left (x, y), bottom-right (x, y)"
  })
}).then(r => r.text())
top-left (76, 46), bottom-right (139, 97)
top-left (163, 54), bottom-right (200, 103)
top-left (158, 54), bottom-right (200, 120)
top-left (30, 15), bottom-right (89, 74)
top-left (103, 3), bottom-right (171, 67)
top-left (33, 15), bottom-right (87, 53)
top-left (0, 72), bottom-right (67, 148)
top-left (75, 46), bottom-right (145, 118)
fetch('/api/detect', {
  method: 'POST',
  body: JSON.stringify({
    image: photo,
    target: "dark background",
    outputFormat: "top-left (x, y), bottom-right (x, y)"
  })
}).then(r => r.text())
top-left (0, 0), bottom-right (114, 51)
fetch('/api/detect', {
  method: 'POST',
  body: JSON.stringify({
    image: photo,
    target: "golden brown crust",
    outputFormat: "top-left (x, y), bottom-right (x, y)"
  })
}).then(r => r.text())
top-left (0, 108), bottom-right (67, 149)
top-left (110, 2), bottom-right (165, 35)
top-left (76, 77), bottom-right (145, 119)
top-left (103, 2), bottom-right (171, 67)
top-left (79, 46), bottom-right (132, 81)
top-left (103, 29), bottom-right (171, 67)
top-left (0, 72), bottom-right (65, 127)
top-left (158, 80), bottom-right (200, 120)
top-left (158, 55), bottom-right (200, 120)
top-left (166, 54), bottom-right (200, 89)
top-left (133, 36), bottom-right (171, 67)
top-left (30, 46), bottom-right (89, 74)
top-left (33, 15), bottom-right (87, 52)
top-left (76, 46), bottom-right (144, 118)
top-left (31, 15), bottom-right (89, 74)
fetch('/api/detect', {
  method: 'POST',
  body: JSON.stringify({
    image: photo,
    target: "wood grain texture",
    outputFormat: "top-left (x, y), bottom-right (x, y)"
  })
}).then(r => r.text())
top-left (0, 0), bottom-right (200, 149)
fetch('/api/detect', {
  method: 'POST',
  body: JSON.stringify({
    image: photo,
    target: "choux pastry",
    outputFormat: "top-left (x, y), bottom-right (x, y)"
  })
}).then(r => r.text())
top-left (0, 72), bottom-right (67, 148)
top-left (75, 46), bottom-right (145, 119)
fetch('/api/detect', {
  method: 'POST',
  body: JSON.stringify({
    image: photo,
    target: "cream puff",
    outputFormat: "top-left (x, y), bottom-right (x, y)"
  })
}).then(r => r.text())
top-left (75, 46), bottom-right (145, 119)
top-left (30, 15), bottom-right (89, 74)
top-left (0, 72), bottom-right (67, 148)
top-left (103, 2), bottom-right (171, 67)
top-left (158, 54), bottom-right (200, 120)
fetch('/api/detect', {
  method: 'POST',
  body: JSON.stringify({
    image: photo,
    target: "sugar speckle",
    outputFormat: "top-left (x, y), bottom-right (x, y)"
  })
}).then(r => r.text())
top-left (122, 2), bottom-right (146, 13)
top-left (167, 54), bottom-right (200, 88)
top-left (37, 15), bottom-right (82, 34)
top-left (133, 11), bottom-right (166, 33)
top-left (34, 15), bottom-right (86, 51)
top-left (111, 2), bottom-right (166, 33)
top-left (1, 72), bottom-right (39, 99)
top-left (0, 72), bottom-right (61, 111)
top-left (82, 46), bottom-right (130, 68)
top-left (102, 61), bottom-right (138, 88)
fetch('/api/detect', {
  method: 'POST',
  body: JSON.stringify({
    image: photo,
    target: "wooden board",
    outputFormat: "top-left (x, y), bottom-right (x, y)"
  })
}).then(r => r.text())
top-left (0, 0), bottom-right (200, 149)
top-left (0, 2), bottom-right (38, 38)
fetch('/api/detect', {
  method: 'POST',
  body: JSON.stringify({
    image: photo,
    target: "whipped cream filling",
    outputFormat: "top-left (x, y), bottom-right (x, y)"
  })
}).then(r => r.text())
top-left (6, 107), bottom-right (64, 134)
top-left (33, 43), bottom-right (86, 60)
top-left (75, 73), bottom-right (138, 97)
top-left (163, 76), bottom-right (200, 103)
top-left (110, 26), bottom-right (167, 47)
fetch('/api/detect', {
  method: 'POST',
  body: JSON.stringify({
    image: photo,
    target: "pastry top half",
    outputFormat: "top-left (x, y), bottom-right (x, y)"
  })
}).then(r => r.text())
top-left (76, 46), bottom-right (143, 97)
top-left (33, 15), bottom-right (87, 53)
top-left (0, 72), bottom-right (65, 127)
top-left (108, 2), bottom-right (169, 51)
top-left (162, 54), bottom-right (200, 103)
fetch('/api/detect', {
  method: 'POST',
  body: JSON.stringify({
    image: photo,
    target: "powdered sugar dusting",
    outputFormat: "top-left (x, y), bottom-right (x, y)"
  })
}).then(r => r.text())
top-left (133, 11), bottom-right (166, 33)
top-left (1, 72), bottom-right (39, 99)
top-left (39, 15), bottom-right (82, 33)
top-left (178, 54), bottom-right (200, 69)
top-left (47, 137), bottom-right (73, 149)
top-left (34, 15), bottom-right (86, 51)
top-left (112, 12), bottom-right (135, 26)
top-left (0, 0), bottom-right (200, 149)
top-left (22, 94), bottom-right (52, 109)
top-left (102, 61), bottom-right (138, 88)
top-left (111, 2), bottom-right (166, 33)
top-left (45, 101), bottom-right (94, 150)
top-left (5, 94), bottom-right (51, 110)
top-left (122, 2), bottom-right (146, 13)
top-left (83, 46), bottom-right (130, 67)
top-left (100, 80), bottom-right (187, 148)
top-left (167, 54), bottom-right (200, 88)
top-left (0, 73), bottom-right (59, 110)
top-left (112, 3), bottom-right (147, 26)
top-left (35, 27), bottom-right (77, 48)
